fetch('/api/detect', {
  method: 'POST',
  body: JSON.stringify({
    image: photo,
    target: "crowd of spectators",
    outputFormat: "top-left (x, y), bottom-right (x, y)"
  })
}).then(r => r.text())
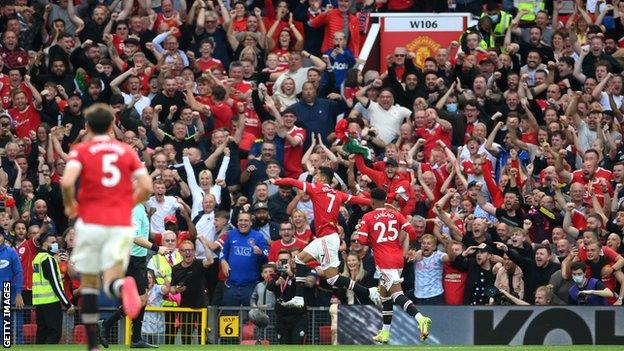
top-left (2, 0), bottom-right (624, 345)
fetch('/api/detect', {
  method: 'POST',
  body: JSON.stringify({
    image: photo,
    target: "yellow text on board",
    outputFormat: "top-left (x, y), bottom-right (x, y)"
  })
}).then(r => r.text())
top-left (219, 315), bottom-right (239, 337)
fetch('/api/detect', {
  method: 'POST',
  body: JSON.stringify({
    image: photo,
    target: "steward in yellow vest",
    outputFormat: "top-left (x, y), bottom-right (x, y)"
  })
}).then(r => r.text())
top-left (32, 233), bottom-right (74, 344)
top-left (480, 2), bottom-right (513, 47)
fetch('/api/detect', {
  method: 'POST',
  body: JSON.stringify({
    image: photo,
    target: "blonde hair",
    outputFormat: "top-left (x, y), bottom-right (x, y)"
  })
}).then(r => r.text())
top-left (198, 169), bottom-right (214, 184)
top-left (341, 252), bottom-right (366, 282)
top-left (290, 209), bottom-right (309, 228)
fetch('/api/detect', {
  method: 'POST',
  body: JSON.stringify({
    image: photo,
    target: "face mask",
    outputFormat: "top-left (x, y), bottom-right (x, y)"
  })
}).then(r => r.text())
top-left (572, 274), bottom-right (584, 285)
top-left (447, 103), bottom-right (458, 112)
top-left (49, 243), bottom-right (59, 253)
top-left (489, 14), bottom-right (500, 23)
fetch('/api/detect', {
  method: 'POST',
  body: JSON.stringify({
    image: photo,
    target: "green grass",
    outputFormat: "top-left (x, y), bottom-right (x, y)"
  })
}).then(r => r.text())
top-left (7, 346), bottom-right (624, 351)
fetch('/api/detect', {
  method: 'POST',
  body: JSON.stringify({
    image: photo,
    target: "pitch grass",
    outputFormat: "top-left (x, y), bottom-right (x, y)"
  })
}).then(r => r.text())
top-left (7, 346), bottom-right (624, 351)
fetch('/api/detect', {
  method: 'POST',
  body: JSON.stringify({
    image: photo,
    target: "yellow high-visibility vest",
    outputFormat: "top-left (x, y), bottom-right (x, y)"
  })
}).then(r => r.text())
top-left (32, 252), bottom-right (62, 305)
top-left (517, 0), bottom-right (546, 22)
top-left (480, 10), bottom-right (513, 36)
top-left (150, 252), bottom-right (182, 307)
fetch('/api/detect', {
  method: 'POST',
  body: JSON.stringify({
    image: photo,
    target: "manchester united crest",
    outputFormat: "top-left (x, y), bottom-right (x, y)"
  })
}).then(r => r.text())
top-left (406, 36), bottom-right (441, 68)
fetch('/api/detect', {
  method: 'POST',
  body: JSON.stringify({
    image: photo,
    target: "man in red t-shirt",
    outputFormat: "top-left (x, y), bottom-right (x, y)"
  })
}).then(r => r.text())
top-left (268, 221), bottom-right (307, 263)
top-left (353, 154), bottom-right (415, 216)
top-left (414, 108), bottom-right (452, 160)
top-left (272, 167), bottom-right (378, 309)
top-left (356, 188), bottom-right (431, 343)
top-left (557, 149), bottom-right (613, 206)
top-left (7, 75), bottom-right (41, 139)
top-left (61, 104), bottom-right (153, 350)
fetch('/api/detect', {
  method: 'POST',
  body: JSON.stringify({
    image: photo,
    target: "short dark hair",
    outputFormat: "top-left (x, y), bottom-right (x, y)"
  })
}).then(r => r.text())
top-left (84, 103), bottom-right (114, 135)
top-left (318, 166), bottom-right (333, 184)
top-left (534, 244), bottom-right (551, 255)
top-left (570, 261), bottom-right (586, 272)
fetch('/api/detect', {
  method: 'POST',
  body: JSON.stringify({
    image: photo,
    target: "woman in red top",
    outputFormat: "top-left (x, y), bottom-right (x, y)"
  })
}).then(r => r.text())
top-left (267, 14), bottom-right (303, 70)
top-left (291, 209), bottom-right (314, 243)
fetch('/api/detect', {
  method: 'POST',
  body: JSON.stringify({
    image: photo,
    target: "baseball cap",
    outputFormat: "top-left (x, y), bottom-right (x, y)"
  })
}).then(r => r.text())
top-left (467, 180), bottom-right (479, 189)
top-left (252, 201), bottom-right (269, 212)
top-left (479, 58), bottom-right (494, 65)
top-left (476, 244), bottom-right (491, 253)
top-left (164, 215), bottom-right (178, 225)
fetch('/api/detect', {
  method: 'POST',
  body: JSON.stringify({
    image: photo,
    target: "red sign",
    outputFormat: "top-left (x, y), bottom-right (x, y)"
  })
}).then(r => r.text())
top-left (380, 15), bottom-right (469, 70)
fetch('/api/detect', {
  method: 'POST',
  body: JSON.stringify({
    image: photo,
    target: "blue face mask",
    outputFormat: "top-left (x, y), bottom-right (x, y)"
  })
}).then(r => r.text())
top-left (446, 103), bottom-right (458, 112)
top-left (49, 243), bottom-right (59, 253)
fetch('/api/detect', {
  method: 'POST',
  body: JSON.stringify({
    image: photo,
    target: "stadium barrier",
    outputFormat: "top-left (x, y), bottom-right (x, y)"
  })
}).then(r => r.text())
top-left (338, 305), bottom-right (624, 345)
top-left (124, 306), bottom-right (208, 345)
top-left (11, 306), bottom-right (122, 345)
top-left (11, 305), bottom-right (333, 346)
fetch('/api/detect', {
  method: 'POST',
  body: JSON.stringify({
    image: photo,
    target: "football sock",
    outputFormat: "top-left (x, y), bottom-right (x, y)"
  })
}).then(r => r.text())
top-left (391, 291), bottom-right (419, 318)
top-left (80, 288), bottom-right (100, 350)
top-left (328, 275), bottom-right (370, 301)
top-left (382, 297), bottom-right (393, 331)
top-left (294, 262), bottom-right (309, 297)
top-left (104, 278), bottom-right (124, 300)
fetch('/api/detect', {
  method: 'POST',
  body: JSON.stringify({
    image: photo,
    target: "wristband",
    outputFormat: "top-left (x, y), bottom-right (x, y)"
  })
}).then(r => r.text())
top-left (151, 243), bottom-right (159, 252)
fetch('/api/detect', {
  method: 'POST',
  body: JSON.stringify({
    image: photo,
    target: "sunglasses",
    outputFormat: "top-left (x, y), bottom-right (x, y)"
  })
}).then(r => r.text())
top-left (350, 239), bottom-right (359, 243)
top-left (180, 249), bottom-right (193, 253)
top-left (164, 239), bottom-right (176, 243)
top-left (394, 54), bottom-right (406, 57)
top-left (0, 123), bottom-right (9, 127)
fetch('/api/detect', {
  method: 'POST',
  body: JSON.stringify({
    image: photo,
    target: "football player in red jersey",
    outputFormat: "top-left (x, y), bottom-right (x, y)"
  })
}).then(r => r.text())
top-left (357, 188), bottom-right (432, 343)
top-left (61, 104), bottom-right (153, 351)
top-left (271, 167), bottom-right (381, 308)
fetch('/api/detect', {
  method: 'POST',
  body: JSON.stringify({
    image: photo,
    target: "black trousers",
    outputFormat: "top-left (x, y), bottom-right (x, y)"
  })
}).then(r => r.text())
top-left (276, 314), bottom-right (307, 345)
top-left (35, 302), bottom-right (62, 344)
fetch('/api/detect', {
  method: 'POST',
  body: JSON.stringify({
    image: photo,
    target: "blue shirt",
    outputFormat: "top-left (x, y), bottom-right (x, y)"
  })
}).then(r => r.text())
top-left (323, 48), bottom-right (355, 90)
top-left (0, 243), bottom-right (23, 299)
top-left (220, 229), bottom-right (268, 285)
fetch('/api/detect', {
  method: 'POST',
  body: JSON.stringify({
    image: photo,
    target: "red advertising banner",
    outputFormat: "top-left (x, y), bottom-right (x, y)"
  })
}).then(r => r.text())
top-left (379, 14), bottom-right (470, 71)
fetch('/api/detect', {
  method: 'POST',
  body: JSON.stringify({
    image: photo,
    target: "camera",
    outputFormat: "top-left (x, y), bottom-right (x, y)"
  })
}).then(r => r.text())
top-left (276, 259), bottom-right (290, 277)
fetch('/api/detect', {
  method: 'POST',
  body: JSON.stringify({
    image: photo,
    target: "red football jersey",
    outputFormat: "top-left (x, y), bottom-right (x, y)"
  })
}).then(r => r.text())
top-left (356, 208), bottom-right (413, 269)
top-left (283, 126), bottom-right (306, 178)
top-left (268, 238), bottom-right (308, 263)
top-left (67, 136), bottom-right (147, 226)
top-left (571, 167), bottom-right (613, 205)
top-left (17, 238), bottom-right (37, 291)
top-left (273, 178), bottom-right (370, 237)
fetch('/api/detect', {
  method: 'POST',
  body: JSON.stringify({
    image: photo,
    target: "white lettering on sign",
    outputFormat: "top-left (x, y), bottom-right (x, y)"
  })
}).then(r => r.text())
top-left (385, 17), bottom-right (464, 32)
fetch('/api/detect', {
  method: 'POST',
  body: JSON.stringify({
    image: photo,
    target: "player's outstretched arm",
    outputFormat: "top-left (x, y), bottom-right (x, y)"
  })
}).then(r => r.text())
top-left (271, 177), bottom-right (307, 191)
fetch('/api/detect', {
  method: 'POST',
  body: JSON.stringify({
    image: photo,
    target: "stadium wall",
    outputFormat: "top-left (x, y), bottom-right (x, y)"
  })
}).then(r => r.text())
top-left (338, 305), bottom-right (624, 345)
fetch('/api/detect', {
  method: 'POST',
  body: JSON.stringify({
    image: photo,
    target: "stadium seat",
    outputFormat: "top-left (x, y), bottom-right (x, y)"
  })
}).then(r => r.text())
top-left (242, 322), bottom-right (255, 340)
top-left (73, 324), bottom-right (87, 344)
top-left (22, 324), bottom-right (37, 343)
top-left (319, 325), bottom-right (331, 344)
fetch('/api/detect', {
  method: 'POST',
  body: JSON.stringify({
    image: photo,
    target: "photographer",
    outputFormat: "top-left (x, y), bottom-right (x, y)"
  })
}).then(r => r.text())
top-left (266, 249), bottom-right (307, 345)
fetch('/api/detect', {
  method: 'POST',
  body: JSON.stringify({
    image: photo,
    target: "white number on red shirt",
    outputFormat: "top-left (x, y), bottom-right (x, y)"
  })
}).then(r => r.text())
top-left (374, 220), bottom-right (399, 243)
top-left (102, 154), bottom-right (121, 187)
top-left (326, 193), bottom-right (336, 212)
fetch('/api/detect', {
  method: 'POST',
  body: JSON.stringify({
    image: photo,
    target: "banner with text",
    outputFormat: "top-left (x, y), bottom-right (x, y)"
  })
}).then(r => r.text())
top-left (337, 305), bottom-right (624, 345)
top-left (380, 14), bottom-right (469, 70)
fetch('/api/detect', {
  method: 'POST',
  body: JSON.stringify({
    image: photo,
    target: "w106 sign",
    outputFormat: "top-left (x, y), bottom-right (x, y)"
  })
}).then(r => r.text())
top-left (384, 17), bottom-right (465, 32)
top-left (380, 14), bottom-right (469, 70)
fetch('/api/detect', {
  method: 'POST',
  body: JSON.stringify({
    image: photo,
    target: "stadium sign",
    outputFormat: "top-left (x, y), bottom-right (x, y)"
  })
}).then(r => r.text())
top-left (338, 305), bottom-right (624, 345)
top-left (378, 14), bottom-right (471, 70)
